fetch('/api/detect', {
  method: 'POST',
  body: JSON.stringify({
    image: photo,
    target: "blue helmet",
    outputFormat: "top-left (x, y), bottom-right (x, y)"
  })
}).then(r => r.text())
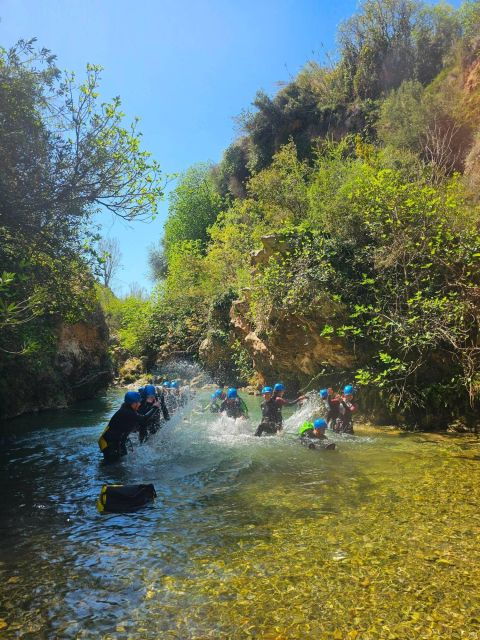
top-left (171, 381), bottom-right (180, 389)
top-left (319, 388), bottom-right (328, 399)
top-left (162, 381), bottom-right (171, 388)
top-left (314, 418), bottom-right (327, 429)
top-left (211, 392), bottom-right (217, 400)
top-left (227, 387), bottom-right (238, 399)
top-left (138, 386), bottom-right (146, 398)
top-left (214, 389), bottom-right (223, 398)
top-left (344, 385), bottom-right (354, 395)
top-left (273, 383), bottom-right (285, 392)
top-left (125, 391), bottom-right (142, 404)
top-left (262, 386), bottom-right (273, 394)
top-left (144, 384), bottom-right (156, 397)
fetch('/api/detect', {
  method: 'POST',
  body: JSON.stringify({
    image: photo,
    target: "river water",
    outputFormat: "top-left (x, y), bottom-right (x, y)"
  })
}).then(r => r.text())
top-left (1, 389), bottom-right (480, 639)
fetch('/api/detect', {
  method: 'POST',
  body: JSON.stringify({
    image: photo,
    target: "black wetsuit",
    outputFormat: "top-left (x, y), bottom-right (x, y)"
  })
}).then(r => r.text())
top-left (333, 398), bottom-right (356, 435)
top-left (255, 395), bottom-right (300, 436)
top-left (137, 394), bottom-right (169, 442)
top-left (220, 397), bottom-right (248, 419)
top-left (323, 396), bottom-right (341, 430)
top-left (255, 397), bottom-right (282, 436)
top-left (99, 403), bottom-right (158, 462)
top-left (299, 428), bottom-right (336, 450)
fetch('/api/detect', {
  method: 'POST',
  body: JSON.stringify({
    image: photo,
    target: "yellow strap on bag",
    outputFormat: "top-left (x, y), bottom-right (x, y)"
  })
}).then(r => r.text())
top-left (96, 485), bottom-right (108, 512)
top-left (96, 484), bottom-right (125, 513)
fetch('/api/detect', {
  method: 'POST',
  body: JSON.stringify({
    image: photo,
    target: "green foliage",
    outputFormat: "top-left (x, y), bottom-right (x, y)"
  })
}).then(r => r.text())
top-left (99, 288), bottom-right (150, 356)
top-left (126, 0), bottom-right (480, 426)
top-left (212, 139), bottom-right (250, 199)
top-left (458, 0), bottom-right (480, 44)
top-left (378, 80), bottom-right (428, 150)
top-left (231, 339), bottom-right (255, 385)
top-left (164, 164), bottom-right (224, 257)
top-left (0, 38), bottom-right (164, 412)
top-left (338, 0), bottom-right (460, 100)
top-left (305, 152), bottom-right (480, 413)
top-left (247, 141), bottom-right (311, 225)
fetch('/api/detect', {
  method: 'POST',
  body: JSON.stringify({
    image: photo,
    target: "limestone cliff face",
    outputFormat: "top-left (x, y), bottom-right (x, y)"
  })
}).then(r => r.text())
top-left (55, 308), bottom-right (112, 401)
top-left (198, 234), bottom-right (357, 391)
top-left (230, 297), bottom-right (356, 391)
top-left (1, 307), bottom-right (112, 420)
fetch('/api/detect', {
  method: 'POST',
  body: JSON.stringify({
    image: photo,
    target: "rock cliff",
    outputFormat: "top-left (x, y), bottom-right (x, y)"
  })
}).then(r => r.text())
top-left (1, 307), bottom-right (112, 420)
top-left (55, 309), bottom-right (112, 401)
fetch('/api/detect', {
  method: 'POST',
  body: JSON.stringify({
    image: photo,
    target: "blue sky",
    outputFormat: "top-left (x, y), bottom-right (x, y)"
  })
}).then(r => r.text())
top-left (0, 0), bottom-right (455, 294)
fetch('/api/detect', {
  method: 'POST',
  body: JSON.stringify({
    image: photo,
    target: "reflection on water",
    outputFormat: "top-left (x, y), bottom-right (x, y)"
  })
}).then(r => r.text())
top-left (0, 390), bottom-right (480, 639)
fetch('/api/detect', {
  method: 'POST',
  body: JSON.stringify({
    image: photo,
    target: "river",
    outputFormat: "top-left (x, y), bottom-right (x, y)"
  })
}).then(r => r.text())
top-left (1, 389), bottom-right (480, 639)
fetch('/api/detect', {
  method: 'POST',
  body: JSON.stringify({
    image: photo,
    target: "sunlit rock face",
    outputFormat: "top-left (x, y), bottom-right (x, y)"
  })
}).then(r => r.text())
top-left (55, 309), bottom-right (111, 401)
top-left (56, 308), bottom-right (111, 400)
top-left (229, 234), bottom-right (355, 391)
top-left (230, 298), bottom-right (356, 391)
top-left (1, 307), bottom-right (112, 419)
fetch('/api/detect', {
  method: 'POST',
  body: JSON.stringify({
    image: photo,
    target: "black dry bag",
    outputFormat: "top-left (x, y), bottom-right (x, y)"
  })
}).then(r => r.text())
top-left (96, 483), bottom-right (157, 513)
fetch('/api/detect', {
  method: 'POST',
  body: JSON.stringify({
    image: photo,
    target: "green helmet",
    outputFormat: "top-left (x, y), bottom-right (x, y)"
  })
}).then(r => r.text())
top-left (298, 421), bottom-right (314, 436)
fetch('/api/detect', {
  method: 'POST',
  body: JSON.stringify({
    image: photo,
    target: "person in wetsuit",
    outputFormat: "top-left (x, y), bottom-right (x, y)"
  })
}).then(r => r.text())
top-left (220, 388), bottom-right (248, 419)
top-left (137, 384), bottom-right (169, 442)
top-left (298, 418), bottom-right (336, 450)
top-left (319, 388), bottom-right (341, 430)
top-left (170, 380), bottom-right (187, 410)
top-left (255, 382), bottom-right (307, 436)
top-left (254, 386), bottom-right (279, 436)
top-left (216, 383), bottom-right (226, 401)
top-left (207, 389), bottom-right (223, 413)
top-left (162, 381), bottom-right (177, 415)
top-left (98, 391), bottom-right (160, 463)
top-left (333, 385), bottom-right (357, 435)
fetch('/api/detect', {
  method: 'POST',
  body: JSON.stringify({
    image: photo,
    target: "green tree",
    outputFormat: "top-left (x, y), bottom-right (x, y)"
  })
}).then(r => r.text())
top-left (377, 80), bottom-right (428, 151)
top-left (338, 0), bottom-right (460, 100)
top-left (164, 164), bottom-right (224, 256)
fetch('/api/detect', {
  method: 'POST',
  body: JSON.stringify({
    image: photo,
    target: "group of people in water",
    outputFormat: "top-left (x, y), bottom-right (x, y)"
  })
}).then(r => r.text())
top-left (208, 382), bottom-right (357, 450)
top-left (98, 381), bottom-right (187, 463)
top-left (98, 379), bottom-right (357, 463)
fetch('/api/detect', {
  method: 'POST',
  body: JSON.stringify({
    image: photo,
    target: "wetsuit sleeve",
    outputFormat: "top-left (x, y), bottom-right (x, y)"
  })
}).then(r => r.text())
top-left (220, 399), bottom-right (227, 412)
top-left (339, 398), bottom-right (355, 411)
top-left (283, 398), bottom-right (301, 406)
top-left (135, 406), bottom-right (159, 425)
top-left (160, 395), bottom-right (170, 420)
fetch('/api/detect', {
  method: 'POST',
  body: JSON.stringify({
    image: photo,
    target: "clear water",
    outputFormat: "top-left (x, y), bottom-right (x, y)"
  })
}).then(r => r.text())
top-left (1, 390), bottom-right (480, 639)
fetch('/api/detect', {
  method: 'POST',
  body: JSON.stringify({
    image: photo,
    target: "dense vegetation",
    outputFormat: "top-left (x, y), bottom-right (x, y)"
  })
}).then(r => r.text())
top-left (3, 1), bottom-right (480, 427)
top-left (0, 40), bottom-right (164, 417)
top-left (109, 0), bottom-right (480, 428)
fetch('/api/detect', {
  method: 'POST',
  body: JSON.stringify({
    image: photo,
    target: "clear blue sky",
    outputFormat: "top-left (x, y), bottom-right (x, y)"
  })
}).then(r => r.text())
top-left (0, 0), bottom-right (456, 294)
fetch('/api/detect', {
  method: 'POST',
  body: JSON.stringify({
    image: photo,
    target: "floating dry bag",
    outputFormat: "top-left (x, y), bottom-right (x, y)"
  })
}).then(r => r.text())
top-left (96, 483), bottom-right (157, 513)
